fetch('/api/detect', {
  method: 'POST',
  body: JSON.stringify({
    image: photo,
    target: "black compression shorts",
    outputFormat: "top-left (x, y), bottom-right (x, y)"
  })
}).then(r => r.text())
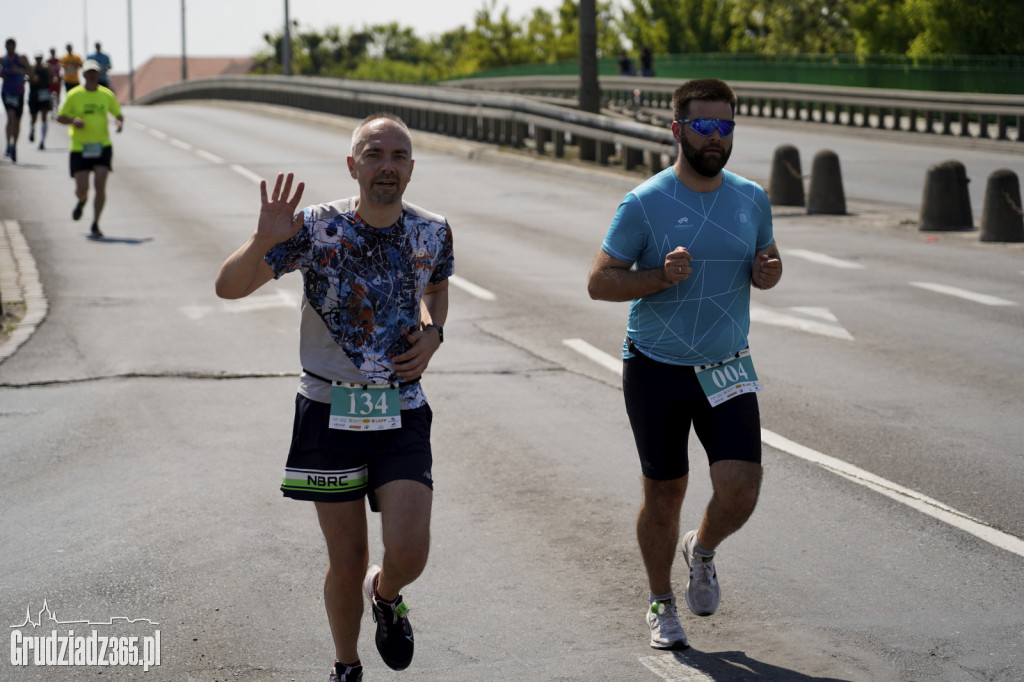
top-left (622, 344), bottom-right (762, 480)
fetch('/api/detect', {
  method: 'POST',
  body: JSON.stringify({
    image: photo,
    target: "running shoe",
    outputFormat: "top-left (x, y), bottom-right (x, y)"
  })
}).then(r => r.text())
top-left (328, 661), bottom-right (363, 681)
top-left (72, 201), bottom-right (85, 221)
top-left (646, 598), bottom-right (689, 650)
top-left (38, 141), bottom-right (44, 150)
top-left (28, 129), bottom-right (34, 143)
top-left (90, 223), bottom-right (103, 238)
top-left (682, 530), bottom-right (721, 617)
top-left (9, 145), bottom-right (15, 163)
top-left (363, 564), bottom-right (414, 670)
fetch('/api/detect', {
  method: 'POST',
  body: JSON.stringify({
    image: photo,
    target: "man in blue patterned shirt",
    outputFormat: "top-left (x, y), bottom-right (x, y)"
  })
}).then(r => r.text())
top-left (216, 113), bottom-right (452, 682)
top-left (588, 79), bottom-right (781, 652)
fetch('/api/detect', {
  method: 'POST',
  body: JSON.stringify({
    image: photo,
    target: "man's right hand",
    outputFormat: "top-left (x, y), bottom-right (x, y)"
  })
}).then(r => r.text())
top-left (258, 172), bottom-right (305, 245)
top-left (662, 246), bottom-right (693, 284)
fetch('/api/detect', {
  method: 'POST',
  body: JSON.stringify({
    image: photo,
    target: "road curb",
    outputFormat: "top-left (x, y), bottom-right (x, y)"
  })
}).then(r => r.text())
top-left (0, 219), bottom-right (48, 365)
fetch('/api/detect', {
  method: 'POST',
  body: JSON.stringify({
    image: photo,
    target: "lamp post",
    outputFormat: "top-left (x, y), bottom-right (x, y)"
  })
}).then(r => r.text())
top-left (127, 0), bottom-right (135, 102)
top-left (181, 0), bottom-right (188, 81)
top-left (282, 0), bottom-right (292, 76)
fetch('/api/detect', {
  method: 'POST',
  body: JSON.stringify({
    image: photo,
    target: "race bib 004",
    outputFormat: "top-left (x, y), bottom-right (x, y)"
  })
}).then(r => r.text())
top-left (695, 350), bottom-right (762, 407)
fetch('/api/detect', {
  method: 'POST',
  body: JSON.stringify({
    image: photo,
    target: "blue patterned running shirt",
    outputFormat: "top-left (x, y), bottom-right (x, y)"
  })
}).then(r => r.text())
top-left (265, 198), bottom-right (454, 408)
top-left (601, 167), bottom-right (773, 366)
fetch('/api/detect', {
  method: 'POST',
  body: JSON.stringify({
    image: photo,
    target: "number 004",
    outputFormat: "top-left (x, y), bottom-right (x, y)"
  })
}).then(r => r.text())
top-left (711, 362), bottom-right (749, 388)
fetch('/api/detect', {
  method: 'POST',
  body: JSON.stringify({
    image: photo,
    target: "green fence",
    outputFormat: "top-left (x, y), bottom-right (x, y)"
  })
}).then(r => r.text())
top-left (470, 53), bottom-right (1024, 95)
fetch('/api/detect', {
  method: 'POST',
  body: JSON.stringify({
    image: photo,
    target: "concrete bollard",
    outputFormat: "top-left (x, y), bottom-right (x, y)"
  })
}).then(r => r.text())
top-left (980, 169), bottom-right (1024, 242)
top-left (769, 144), bottom-right (805, 206)
top-left (920, 160), bottom-right (973, 231)
top-left (807, 150), bottom-right (846, 215)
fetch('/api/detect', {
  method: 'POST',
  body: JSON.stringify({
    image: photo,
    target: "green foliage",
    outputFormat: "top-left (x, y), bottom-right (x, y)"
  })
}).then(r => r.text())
top-left (621, 0), bottom-right (736, 54)
top-left (254, 0), bottom-right (1022, 83)
top-left (727, 0), bottom-right (855, 54)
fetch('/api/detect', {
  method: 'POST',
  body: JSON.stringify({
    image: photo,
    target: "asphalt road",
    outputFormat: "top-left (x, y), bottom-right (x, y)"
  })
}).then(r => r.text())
top-left (1, 101), bottom-right (1022, 681)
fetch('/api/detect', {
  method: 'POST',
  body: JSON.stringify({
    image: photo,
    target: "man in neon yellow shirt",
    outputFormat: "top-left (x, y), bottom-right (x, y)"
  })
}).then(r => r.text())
top-left (57, 59), bottom-right (122, 238)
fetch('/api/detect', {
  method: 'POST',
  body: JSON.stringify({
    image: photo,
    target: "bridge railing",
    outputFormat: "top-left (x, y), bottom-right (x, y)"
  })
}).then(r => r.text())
top-left (452, 76), bottom-right (1024, 142)
top-left (136, 74), bottom-right (679, 173)
top-left (135, 74), bottom-right (1024, 177)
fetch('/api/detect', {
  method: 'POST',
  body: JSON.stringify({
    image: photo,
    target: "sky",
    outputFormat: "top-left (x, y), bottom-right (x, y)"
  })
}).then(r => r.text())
top-left (3, 0), bottom-right (565, 73)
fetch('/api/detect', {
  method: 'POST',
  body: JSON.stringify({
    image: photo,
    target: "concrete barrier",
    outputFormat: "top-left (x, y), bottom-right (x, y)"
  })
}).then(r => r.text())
top-left (920, 160), bottom-right (973, 231)
top-left (980, 169), bottom-right (1024, 242)
top-left (807, 150), bottom-right (846, 215)
top-left (769, 145), bottom-right (805, 206)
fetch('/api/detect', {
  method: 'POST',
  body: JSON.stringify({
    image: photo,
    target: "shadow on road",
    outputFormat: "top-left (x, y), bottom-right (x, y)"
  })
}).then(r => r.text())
top-left (671, 648), bottom-right (852, 681)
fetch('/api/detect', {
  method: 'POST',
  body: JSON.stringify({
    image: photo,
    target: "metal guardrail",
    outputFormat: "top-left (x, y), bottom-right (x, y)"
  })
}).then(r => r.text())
top-left (136, 74), bottom-right (1024, 178)
top-left (449, 76), bottom-right (1024, 142)
top-left (136, 75), bottom-right (679, 173)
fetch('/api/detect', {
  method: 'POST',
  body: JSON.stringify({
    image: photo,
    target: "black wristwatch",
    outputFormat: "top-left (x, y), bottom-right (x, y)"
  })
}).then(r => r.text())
top-left (424, 323), bottom-right (444, 343)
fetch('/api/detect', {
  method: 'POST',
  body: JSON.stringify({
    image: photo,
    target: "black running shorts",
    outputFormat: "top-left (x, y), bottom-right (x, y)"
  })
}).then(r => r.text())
top-left (280, 393), bottom-right (433, 510)
top-left (69, 146), bottom-right (113, 176)
top-left (622, 344), bottom-right (762, 480)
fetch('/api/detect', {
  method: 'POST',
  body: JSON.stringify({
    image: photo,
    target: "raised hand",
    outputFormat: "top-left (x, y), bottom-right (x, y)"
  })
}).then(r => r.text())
top-left (258, 172), bottom-right (305, 245)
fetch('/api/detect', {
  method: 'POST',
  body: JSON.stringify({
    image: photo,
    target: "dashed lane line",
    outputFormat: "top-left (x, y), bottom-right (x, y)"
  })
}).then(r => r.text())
top-left (448, 274), bottom-right (496, 301)
top-left (230, 164), bottom-right (265, 185)
top-left (195, 149), bottom-right (225, 164)
top-left (787, 248), bottom-right (866, 269)
top-left (563, 338), bottom-right (623, 375)
top-left (909, 281), bottom-right (1017, 307)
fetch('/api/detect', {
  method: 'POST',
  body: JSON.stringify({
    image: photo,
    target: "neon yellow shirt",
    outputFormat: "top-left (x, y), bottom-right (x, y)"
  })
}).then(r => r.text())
top-left (58, 86), bottom-right (122, 152)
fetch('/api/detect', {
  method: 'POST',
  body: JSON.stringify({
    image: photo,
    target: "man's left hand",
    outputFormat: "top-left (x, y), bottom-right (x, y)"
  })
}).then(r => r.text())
top-left (752, 252), bottom-right (782, 289)
top-left (393, 328), bottom-right (442, 380)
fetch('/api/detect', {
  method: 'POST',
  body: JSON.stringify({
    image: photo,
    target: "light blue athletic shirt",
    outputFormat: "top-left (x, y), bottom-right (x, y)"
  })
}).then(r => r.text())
top-left (602, 167), bottom-right (774, 366)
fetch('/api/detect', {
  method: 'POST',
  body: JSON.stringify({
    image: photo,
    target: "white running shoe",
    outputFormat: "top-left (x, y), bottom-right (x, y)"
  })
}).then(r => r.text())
top-left (682, 530), bottom-right (721, 617)
top-left (646, 599), bottom-right (689, 650)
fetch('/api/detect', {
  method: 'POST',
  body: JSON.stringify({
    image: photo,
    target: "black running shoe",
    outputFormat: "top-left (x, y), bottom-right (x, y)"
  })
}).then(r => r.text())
top-left (363, 565), bottom-right (414, 670)
top-left (328, 661), bottom-right (363, 681)
top-left (90, 223), bottom-right (103, 238)
top-left (73, 201), bottom-right (85, 221)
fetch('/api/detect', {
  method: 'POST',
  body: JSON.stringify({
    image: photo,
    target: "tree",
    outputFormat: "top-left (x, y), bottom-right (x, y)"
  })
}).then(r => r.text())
top-left (620, 0), bottom-right (735, 54)
top-left (727, 0), bottom-right (855, 54)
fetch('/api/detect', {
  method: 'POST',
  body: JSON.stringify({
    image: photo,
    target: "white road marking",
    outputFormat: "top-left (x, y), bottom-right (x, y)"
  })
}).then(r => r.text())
top-left (750, 304), bottom-right (854, 340)
top-left (195, 149), bottom-right (225, 164)
top-left (909, 281), bottom-right (1017, 307)
top-left (761, 430), bottom-right (1024, 558)
top-left (231, 164), bottom-right (265, 185)
top-left (787, 248), bottom-right (866, 269)
top-left (448, 274), bottom-right (496, 301)
top-left (564, 341), bottom-right (1024, 559)
top-left (169, 138), bottom-right (193, 151)
top-left (147, 129), bottom-right (168, 141)
top-left (563, 338), bottom-right (622, 375)
top-left (180, 289), bottom-right (300, 320)
top-left (639, 655), bottom-right (715, 681)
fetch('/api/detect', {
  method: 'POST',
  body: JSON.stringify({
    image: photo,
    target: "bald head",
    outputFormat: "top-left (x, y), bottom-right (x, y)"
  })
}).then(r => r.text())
top-left (350, 113), bottom-right (411, 158)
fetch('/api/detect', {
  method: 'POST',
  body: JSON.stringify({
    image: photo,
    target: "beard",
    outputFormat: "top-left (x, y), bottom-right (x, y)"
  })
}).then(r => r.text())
top-left (368, 174), bottom-right (402, 205)
top-left (681, 136), bottom-right (731, 178)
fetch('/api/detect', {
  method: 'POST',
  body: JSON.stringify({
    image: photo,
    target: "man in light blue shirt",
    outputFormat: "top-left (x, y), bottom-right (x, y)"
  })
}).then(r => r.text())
top-left (86, 42), bottom-right (111, 88)
top-left (588, 78), bottom-right (782, 651)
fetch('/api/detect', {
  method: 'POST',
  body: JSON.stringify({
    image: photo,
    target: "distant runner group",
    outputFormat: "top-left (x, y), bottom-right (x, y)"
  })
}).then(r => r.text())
top-left (3, 37), bottom-right (120, 237)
